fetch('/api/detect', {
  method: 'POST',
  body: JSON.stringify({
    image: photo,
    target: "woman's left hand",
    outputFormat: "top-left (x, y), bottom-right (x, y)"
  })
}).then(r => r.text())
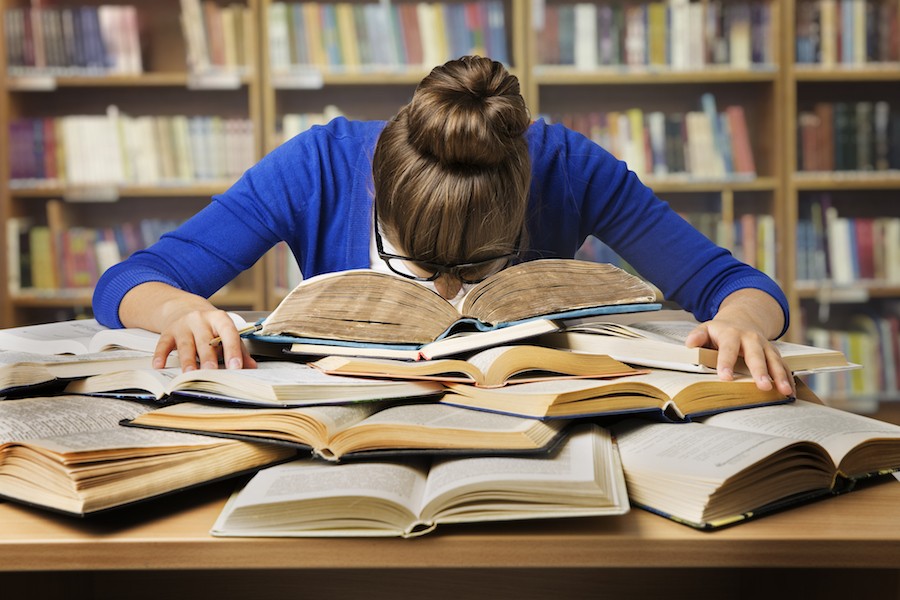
top-left (684, 289), bottom-right (796, 397)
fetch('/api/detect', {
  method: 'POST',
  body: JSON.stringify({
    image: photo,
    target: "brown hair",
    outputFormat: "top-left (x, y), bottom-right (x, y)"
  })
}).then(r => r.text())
top-left (372, 56), bottom-right (531, 267)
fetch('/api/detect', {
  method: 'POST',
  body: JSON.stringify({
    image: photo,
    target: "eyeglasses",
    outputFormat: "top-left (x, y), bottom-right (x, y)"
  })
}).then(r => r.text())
top-left (373, 201), bottom-right (521, 285)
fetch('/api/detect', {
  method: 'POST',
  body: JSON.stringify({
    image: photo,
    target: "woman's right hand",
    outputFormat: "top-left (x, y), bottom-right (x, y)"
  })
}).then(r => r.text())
top-left (120, 282), bottom-right (257, 372)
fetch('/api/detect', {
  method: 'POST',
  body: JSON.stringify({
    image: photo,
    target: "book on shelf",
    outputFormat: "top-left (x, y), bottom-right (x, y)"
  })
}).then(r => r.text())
top-left (540, 319), bottom-right (856, 374)
top-left (210, 423), bottom-right (628, 538)
top-left (611, 398), bottom-right (900, 530)
top-left (0, 395), bottom-right (296, 516)
top-left (440, 368), bottom-right (793, 421)
top-left (0, 350), bottom-right (178, 398)
top-left (309, 345), bottom-right (642, 388)
top-left (64, 362), bottom-right (443, 407)
top-left (124, 399), bottom-right (568, 462)
top-left (252, 259), bottom-right (660, 351)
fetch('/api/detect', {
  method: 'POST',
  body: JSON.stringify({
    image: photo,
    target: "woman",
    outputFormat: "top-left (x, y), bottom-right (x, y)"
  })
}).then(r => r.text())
top-left (92, 56), bottom-right (794, 396)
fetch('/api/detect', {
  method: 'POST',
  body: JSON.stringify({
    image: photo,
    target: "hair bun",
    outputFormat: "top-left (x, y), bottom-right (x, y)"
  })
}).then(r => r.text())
top-left (405, 56), bottom-right (530, 169)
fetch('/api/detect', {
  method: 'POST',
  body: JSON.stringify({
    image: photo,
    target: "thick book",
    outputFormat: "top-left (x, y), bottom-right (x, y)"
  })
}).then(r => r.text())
top-left (0, 395), bottom-right (296, 516)
top-left (210, 423), bottom-right (628, 538)
top-left (309, 345), bottom-right (642, 388)
top-left (1, 349), bottom-right (178, 397)
top-left (440, 368), bottom-right (793, 421)
top-left (252, 260), bottom-right (660, 348)
top-left (542, 319), bottom-right (856, 374)
top-left (281, 317), bottom-right (563, 361)
top-left (64, 361), bottom-right (443, 407)
top-left (124, 400), bottom-right (567, 462)
top-left (611, 399), bottom-right (900, 530)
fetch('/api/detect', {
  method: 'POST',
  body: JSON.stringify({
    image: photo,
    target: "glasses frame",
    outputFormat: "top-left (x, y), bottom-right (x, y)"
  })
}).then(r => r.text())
top-left (373, 201), bottom-right (521, 285)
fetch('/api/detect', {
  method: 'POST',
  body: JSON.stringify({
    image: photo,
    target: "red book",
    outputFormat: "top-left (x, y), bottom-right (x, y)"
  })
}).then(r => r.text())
top-left (798, 112), bottom-right (820, 171)
top-left (813, 103), bottom-right (835, 171)
top-left (399, 4), bottom-right (423, 67)
top-left (726, 105), bottom-right (756, 175)
top-left (854, 218), bottom-right (875, 280)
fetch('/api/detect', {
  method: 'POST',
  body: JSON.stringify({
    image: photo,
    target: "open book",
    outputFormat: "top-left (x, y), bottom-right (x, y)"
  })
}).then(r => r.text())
top-left (0, 395), bottom-right (296, 515)
top-left (64, 362), bottom-right (442, 406)
top-left (125, 401), bottom-right (567, 462)
top-left (611, 399), bottom-right (900, 529)
top-left (543, 319), bottom-right (855, 374)
top-left (310, 346), bottom-right (641, 388)
top-left (253, 260), bottom-right (660, 348)
top-left (210, 423), bottom-right (628, 538)
top-left (1, 350), bottom-right (179, 397)
top-left (0, 319), bottom-right (162, 355)
top-left (440, 368), bottom-right (792, 420)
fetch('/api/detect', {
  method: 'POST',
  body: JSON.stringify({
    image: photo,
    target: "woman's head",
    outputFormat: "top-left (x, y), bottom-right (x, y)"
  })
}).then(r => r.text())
top-left (372, 56), bottom-right (531, 288)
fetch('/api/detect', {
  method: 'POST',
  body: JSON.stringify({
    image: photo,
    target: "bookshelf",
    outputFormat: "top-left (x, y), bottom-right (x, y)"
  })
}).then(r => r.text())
top-left (532, 0), bottom-right (785, 293)
top-left (784, 0), bottom-right (900, 403)
top-left (257, 0), bottom-right (527, 303)
top-left (0, 0), bottom-right (267, 327)
top-left (1, 0), bottom-right (899, 405)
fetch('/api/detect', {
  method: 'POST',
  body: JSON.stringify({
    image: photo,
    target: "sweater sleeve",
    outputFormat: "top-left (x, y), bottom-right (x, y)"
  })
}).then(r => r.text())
top-left (538, 123), bottom-right (790, 336)
top-left (92, 118), bottom-right (377, 328)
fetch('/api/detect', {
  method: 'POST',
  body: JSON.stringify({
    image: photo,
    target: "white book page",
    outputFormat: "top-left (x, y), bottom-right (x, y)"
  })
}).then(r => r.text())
top-left (0, 395), bottom-right (152, 442)
top-left (215, 459), bottom-right (428, 532)
top-left (417, 424), bottom-right (605, 521)
top-left (27, 424), bottom-right (231, 454)
top-left (143, 401), bottom-right (379, 436)
top-left (87, 327), bottom-right (160, 353)
top-left (173, 362), bottom-right (421, 388)
top-left (613, 420), bottom-right (803, 482)
top-left (359, 403), bottom-right (553, 434)
top-left (700, 400), bottom-right (900, 466)
top-left (0, 319), bottom-right (107, 354)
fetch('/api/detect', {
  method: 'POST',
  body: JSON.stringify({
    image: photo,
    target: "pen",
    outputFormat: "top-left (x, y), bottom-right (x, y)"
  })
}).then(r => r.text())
top-left (209, 323), bottom-right (262, 347)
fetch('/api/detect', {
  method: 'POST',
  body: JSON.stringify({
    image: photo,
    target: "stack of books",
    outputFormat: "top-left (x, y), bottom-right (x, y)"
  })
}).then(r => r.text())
top-left (1, 260), bottom-right (897, 536)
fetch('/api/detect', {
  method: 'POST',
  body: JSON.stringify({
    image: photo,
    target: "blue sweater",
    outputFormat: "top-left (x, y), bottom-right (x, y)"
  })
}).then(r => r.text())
top-left (92, 118), bottom-right (789, 333)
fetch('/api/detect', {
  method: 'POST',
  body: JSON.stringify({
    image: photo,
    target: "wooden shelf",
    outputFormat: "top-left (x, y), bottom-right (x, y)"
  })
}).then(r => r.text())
top-left (645, 177), bottom-right (778, 194)
top-left (795, 282), bottom-right (900, 300)
top-left (7, 183), bottom-right (238, 199)
top-left (792, 172), bottom-right (900, 190)
top-left (793, 64), bottom-right (900, 82)
top-left (533, 66), bottom-right (779, 85)
top-left (6, 72), bottom-right (254, 90)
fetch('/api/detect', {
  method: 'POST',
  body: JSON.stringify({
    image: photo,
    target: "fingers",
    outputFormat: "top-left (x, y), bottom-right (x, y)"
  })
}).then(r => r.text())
top-left (701, 321), bottom-right (796, 397)
top-left (209, 313), bottom-right (254, 370)
top-left (684, 324), bottom-right (710, 349)
top-left (152, 310), bottom-right (256, 372)
top-left (152, 335), bottom-right (176, 370)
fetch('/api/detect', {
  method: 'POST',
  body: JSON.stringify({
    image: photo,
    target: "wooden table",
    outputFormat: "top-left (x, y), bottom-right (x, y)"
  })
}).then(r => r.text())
top-left (2, 476), bottom-right (899, 600)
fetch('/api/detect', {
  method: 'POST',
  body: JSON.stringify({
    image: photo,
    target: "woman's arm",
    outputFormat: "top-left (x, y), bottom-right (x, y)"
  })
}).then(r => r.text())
top-left (119, 282), bottom-right (255, 372)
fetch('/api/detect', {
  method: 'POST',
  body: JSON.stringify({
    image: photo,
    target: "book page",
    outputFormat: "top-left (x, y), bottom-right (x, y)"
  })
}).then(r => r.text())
top-left (0, 395), bottom-right (152, 442)
top-left (0, 319), bottom-right (108, 354)
top-left (612, 419), bottom-right (808, 482)
top-left (417, 424), bottom-right (611, 520)
top-left (356, 402), bottom-right (560, 435)
top-left (173, 362), bottom-right (413, 387)
top-left (24, 424), bottom-right (237, 454)
top-left (700, 400), bottom-right (900, 467)
top-left (87, 326), bottom-right (161, 353)
top-left (135, 401), bottom-right (380, 441)
top-left (460, 260), bottom-right (656, 324)
top-left (260, 270), bottom-right (460, 344)
top-left (213, 458), bottom-right (429, 534)
top-left (66, 367), bottom-right (182, 398)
